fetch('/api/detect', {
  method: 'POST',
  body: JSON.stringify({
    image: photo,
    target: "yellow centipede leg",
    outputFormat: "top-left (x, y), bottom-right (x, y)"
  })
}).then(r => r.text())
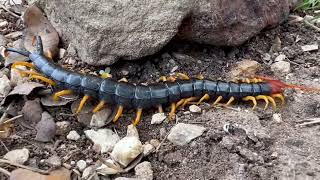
top-left (92, 101), bottom-right (106, 113)
top-left (271, 93), bottom-right (285, 106)
top-left (113, 105), bottom-right (124, 123)
top-left (255, 95), bottom-right (269, 110)
top-left (53, 90), bottom-right (73, 101)
top-left (266, 96), bottom-right (277, 109)
top-left (212, 96), bottom-right (223, 106)
top-left (46, 50), bottom-right (53, 60)
top-left (243, 96), bottom-right (257, 110)
top-left (225, 96), bottom-right (235, 106)
top-left (176, 73), bottom-right (190, 80)
top-left (132, 108), bottom-right (143, 126)
top-left (76, 95), bottom-right (90, 114)
top-left (12, 62), bottom-right (35, 69)
top-left (168, 103), bottom-right (176, 121)
top-left (197, 94), bottom-right (210, 105)
top-left (158, 76), bottom-right (167, 82)
top-left (176, 99), bottom-right (185, 109)
top-left (30, 75), bottom-right (56, 86)
top-left (16, 70), bottom-right (42, 77)
top-left (181, 97), bottom-right (198, 107)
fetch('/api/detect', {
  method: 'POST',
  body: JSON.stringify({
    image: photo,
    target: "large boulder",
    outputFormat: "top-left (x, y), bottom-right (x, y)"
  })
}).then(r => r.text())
top-left (37, 0), bottom-right (297, 65)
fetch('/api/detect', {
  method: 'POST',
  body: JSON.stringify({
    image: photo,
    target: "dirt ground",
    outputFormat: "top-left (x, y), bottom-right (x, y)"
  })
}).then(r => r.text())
top-left (1, 7), bottom-right (320, 180)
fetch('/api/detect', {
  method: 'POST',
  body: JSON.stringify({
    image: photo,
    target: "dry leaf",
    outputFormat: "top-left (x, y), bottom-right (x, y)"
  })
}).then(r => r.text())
top-left (0, 121), bottom-right (14, 139)
top-left (41, 94), bottom-right (77, 107)
top-left (23, 5), bottom-right (59, 58)
top-left (22, 98), bottom-right (43, 126)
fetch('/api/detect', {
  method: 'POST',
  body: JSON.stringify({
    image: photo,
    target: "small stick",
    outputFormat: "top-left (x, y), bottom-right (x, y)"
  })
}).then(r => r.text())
top-left (1, 114), bottom-right (23, 125)
top-left (289, 15), bottom-right (320, 32)
top-left (0, 167), bottom-right (10, 177)
top-left (155, 131), bottom-right (170, 153)
top-left (0, 140), bottom-right (9, 152)
top-left (0, 101), bottom-right (14, 124)
top-left (296, 118), bottom-right (320, 127)
top-left (0, 159), bottom-right (49, 175)
top-left (0, 4), bottom-right (20, 18)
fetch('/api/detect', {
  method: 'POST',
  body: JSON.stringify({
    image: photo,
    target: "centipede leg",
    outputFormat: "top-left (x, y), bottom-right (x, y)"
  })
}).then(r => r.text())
top-left (243, 96), bottom-right (257, 110)
top-left (197, 94), bottom-right (210, 105)
top-left (76, 95), bottom-right (90, 114)
top-left (132, 108), bottom-right (143, 126)
top-left (212, 96), bottom-right (223, 106)
top-left (176, 73), bottom-right (190, 80)
top-left (225, 96), bottom-right (235, 106)
top-left (255, 95), bottom-right (269, 110)
top-left (15, 70), bottom-right (42, 77)
top-left (181, 97), bottom-right (198, 107)
top-left (12, 62), bottom-right (35, 69)
top-left (266, 96), bottom-right (277, 109)
top-left (271, 93), bottom-right (285, 106)
top-left (158, 76), bottom-right (167, 82)
top-left (45, 50), bottom-right (53, 60)
top-left (168, 103), bottom-right (176, 121)
top-left (30, 75), bottom-right (56, 86)
top-left (176, 99), bottom-right (185, 109)
top-left (53, 90), bottom-right (73, 101)
top-left (113, 105), bottom-right (124, 123)
top-left (92, 101), bottom-right (106, 113)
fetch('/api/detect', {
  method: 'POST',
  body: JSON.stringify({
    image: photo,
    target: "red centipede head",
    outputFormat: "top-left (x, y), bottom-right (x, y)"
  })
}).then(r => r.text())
top-left (256, 76), bottom-right (320, 94)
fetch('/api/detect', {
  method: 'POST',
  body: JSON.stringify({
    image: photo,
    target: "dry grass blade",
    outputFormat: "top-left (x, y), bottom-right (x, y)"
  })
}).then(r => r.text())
top-left (296, 118), bottom-right (320, 127)
top-left (0, 159), bottom-right (49, 175)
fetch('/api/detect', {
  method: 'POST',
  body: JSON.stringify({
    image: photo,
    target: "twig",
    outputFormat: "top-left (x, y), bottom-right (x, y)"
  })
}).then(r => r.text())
top-left (0, 167), bottom-right (10, 177)
top-left (0, 159), bottom-right (49, 175)
top-left (296, 118), bottom-right (320, 127)
top-left (0, 140), bottom-right (9, 152)
top-left (155, 131), bottom-right (170, 153)
top-left (289, 15), bottom-right (320, 32)
top-left (1, 114), bottom-right (23, 125)
top-left (0, 4), bottom-right (20, 18)
top-left (0, 101), bottom-right (14, 124)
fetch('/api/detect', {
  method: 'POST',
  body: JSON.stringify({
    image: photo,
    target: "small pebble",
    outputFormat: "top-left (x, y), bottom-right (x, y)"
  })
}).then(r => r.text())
top-left (85, 129), bottom-right (120, 153)
top-left (4, 148), bottom-right (29, 164)
top-left (271, 61), bottom-right (290, 75)
top-left (56, 121), bottom-right (71, 135)
top-left (135, 161), bottom-right (153, 180)
top-left (274, 54), bottom-right (286, 62)
top-left (151, 113), bottom-right (166, 124)
top-left (0, 75), bottom-right (11, 97)
top-left (77, 160), bottom-right (87, 172)
top-left (82, 166), bottom-right (94, 179)
top-left (58, 48), bottom-right (67, 59)
top-left (272, 113), bottom-right (282, 123)
top-left (67, 130), bottom-right (80, 141)
top-left (0, 21), bottom-right (8, 28)
top-left (189, 105), bottom-right (201, 113)
top-left (168, 123), bottom-right (206, 146)
top-left (149, 139), bottom-right (160, 147)
top-left (126, 124), bottom-right (139, 138)
top-left (301, 44), bottom-right (318, 52)
top-left (143, 143), bottom-right (155, 156)
top-left (170, 66), bottom-right (179, 73)
top-left (45, 155), bottom-right (62, 168)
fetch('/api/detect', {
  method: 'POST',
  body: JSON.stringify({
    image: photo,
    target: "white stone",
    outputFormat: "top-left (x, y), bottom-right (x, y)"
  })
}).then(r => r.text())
top-left (126, 124), bottom-right (139, 138)
top-left (301, 44), bottom-right (318, 52)
top-left (149, 139), bottom-right (160, 147)
top-left (58, 48), bottom-right (67, 59)
top-left (45, 155), bottom-right (62, 167)
top-left (10, 66), bottom-right (27, 86)
top-left (143, 143), bottom-right (155, 156)
top-left (0, 21), bottom-right (8, 28)
top-left (151, 113), bottom-right (166, 124)
top-left (76, 160), bottom-right (87, 172)
top-left (90, 108), bottom-right (112, 128)
top-left (274, 54), bottom-right (286, 62)
top-left (111, 136), bottom-right (143, 167)
top-left (67, 130), bottom-right (80, 141)
top-left (85, 129), bottom-right (120, 153)
top-left (4, 148), bottom-right (29, 164)
top-left (82, 166), bottom-right (94, 179)
top-left (168, 123), bottom-right (206, 146)
top-left (189, 105), bottom-right (201, 113)
top-left (135, 161), bottom-right (153, 180)
top-left (0, 75), bottom-right (11, 96)
top-left (272, 113), bottom-right (282, 123)
top-left (271, 61), bottom-right (291, 75)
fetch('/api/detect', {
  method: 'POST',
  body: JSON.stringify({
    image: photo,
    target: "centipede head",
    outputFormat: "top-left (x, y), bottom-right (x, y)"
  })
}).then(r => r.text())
top-left (256, 76), bottom-right (320, 94)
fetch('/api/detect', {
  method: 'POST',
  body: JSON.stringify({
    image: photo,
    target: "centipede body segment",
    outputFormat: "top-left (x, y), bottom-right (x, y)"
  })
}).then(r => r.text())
top-left (7, 36), bottom-right (310, 126)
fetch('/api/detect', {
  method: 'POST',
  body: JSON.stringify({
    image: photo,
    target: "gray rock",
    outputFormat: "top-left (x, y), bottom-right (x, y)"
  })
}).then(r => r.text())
top-left (85, 129), bottom-right (120, 153)
top-left (4, 148), bottom-right (29, 164)
top-left (55, 121), bottom-right (71, 135)
top-left (38, 0), bottom-right (291, 65)
top-left (76, 160), bottom-right (87, 172)
top-left (90, 107), bottom-right (112, 128)
top-left (301, 44), bottom-right (319, 52)
top-left (271, 61), bottom-right (291, 75)
top-left (0, 34), bottom-right (7, 46)
top-left (151, 113), bottom-right (166, 125)
top-left (67, 130), bottom-right (80, 141)
top-left (82, 166), bottom-right (95, 179)
top-left (135, 161), bottom-right (153, 180)
top-left (0, 75), bottom-right (11, 97)
top-left (189, 105), bottom-right (201, 113)
top-left (168, 123), bottom-right (205, 146)
top-left (45, 155), bottom-right (62, 168)
top-left (35, 112), bottom-right (56, 142)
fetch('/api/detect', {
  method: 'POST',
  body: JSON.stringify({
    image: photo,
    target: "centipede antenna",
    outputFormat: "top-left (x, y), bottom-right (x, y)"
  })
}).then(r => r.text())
top-left (5, 48), bottom-right (30, 57)
top-left (35, 36), bottom-right (44, 55)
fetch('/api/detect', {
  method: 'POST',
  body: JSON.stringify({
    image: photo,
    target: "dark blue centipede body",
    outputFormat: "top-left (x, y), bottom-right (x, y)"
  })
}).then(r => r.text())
top-left (6, 36), bottom-right (275, 111)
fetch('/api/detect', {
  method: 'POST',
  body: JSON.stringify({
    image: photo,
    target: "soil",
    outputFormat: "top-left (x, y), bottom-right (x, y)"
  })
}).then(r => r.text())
top-left (1, 6), bottom-right (320, 180)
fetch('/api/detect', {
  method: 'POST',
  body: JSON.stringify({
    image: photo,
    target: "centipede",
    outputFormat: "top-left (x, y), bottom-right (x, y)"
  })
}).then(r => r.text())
top-left (4, 36), bottom-right (319, 126)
